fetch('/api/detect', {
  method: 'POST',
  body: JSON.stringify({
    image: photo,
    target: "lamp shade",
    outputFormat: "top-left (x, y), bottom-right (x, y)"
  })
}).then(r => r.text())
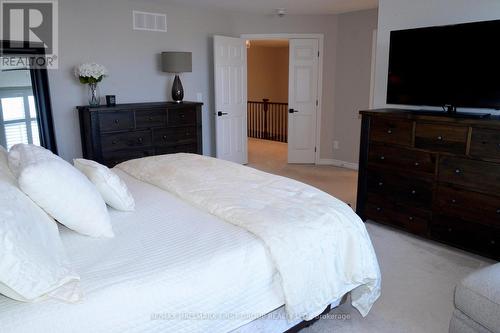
top-left (161, 52), bottom-right (192, 73)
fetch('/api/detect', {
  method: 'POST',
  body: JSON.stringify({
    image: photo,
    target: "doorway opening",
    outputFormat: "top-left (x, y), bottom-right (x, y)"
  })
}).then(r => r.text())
top-left (246, 39), bottom-right (289, 169)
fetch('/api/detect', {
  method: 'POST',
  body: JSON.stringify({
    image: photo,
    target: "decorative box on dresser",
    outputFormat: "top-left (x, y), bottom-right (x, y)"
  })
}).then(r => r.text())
top-left (78, 101), bottom-right (203, 167)
top-left (357, 109), bottom-right (500, 260)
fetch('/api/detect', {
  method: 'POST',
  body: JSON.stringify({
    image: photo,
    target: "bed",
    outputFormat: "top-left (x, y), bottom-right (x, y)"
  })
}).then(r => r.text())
top-left (0, 153), bottom-right (381, 333)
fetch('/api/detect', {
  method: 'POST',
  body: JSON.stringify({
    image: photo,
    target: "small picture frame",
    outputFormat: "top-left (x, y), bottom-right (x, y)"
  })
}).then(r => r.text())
top-left (106, 95), bottom-right (116, 107)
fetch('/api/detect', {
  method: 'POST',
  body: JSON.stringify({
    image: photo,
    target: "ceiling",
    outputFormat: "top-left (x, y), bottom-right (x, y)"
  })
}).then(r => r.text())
top-left (167, 0), bottom-right (378, 15)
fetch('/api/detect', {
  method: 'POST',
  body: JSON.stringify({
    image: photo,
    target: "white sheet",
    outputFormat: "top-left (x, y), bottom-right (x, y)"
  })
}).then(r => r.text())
top-left (117, 153), bottom-right (381, 320)
top-left (0, 170), bottom-right (285, 333)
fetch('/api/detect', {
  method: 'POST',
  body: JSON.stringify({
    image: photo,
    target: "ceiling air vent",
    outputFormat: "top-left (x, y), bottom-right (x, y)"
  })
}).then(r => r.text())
top-left (133, 10), bottom-right (167, 32)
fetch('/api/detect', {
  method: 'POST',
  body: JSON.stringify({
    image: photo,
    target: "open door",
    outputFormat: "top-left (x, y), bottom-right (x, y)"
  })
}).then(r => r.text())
top-left (213, 35), bottom-right (248, 164)
top-left (288, 39), bottom-right (319, 164)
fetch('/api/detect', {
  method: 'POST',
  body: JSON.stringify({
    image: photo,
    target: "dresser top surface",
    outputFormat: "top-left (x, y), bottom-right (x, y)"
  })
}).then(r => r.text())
top-left (77, 101), bottom-right (203, 112)
top-left (360, 108), bottom-right (500, 126)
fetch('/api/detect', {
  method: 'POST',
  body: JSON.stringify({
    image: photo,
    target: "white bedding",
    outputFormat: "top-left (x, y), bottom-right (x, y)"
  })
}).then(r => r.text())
top-left (117, 153), bottom-right (381, 320)
top-left (0, 170), bottom-right (285, 333)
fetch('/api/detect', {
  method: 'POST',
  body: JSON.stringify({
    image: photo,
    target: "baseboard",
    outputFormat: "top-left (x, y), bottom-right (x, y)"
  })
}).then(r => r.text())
top-left (317, 159), bottom-right (359, 170)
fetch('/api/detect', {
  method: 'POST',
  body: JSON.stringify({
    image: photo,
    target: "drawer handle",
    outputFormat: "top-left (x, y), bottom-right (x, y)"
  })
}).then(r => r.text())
top-left (162, 135), bottom-right (167, 140)
top-left (414, 162), bottom-right (420, 167)
top-left (411, 189), bottom-right (416, 195)
top-left (114, 119), bottom-right (120, 124)
top-left (447, 227), bottom-right (453, 233)
top-left (378, 182), bottom-right (384, 187)
top-left (380, 156), bottom-right (385, 161)
top-left (455, 169), bottom-right (461, 174)
top-left (437, 136), bottom-right (443, 141)
top-left (451, 199), bottom-right (457, 204)
top-left (149, 116), bottom-right (153, 121)
top-left (387, 129), bottom-right (393, 134)
top-left (491, 240), bottom-right (496, 245)
top-left (186, 132), bottom-right (191, 136)
top-left (137, 137), bottom-right (143, 143)
top-left (408, 216), bottom-right (414, 222)
top-left (180, 113), bottom-right (185, 118)
top-left (112, 140), bottom-right (117, 145)
top-left (376, 207), bottom-right (382, 212)
top-left (496, 208), bottom-right (500, 214)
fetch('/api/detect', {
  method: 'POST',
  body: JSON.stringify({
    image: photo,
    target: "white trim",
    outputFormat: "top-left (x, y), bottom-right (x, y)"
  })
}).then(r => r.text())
top-left (317, 159), bottom-right (359, 171)
top-left (241, 33), bottom-right (324, 165)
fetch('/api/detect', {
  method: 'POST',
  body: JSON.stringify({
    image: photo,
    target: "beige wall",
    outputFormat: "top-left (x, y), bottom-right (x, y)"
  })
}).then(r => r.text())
top-left (333, 9), bottom-right (378, 164)
top-left (247, 45), bottom-right (289, 103)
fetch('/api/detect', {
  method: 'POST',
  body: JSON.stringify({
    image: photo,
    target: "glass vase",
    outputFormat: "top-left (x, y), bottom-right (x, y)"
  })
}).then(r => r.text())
top-left (88, 83), bottom-right (100, 107)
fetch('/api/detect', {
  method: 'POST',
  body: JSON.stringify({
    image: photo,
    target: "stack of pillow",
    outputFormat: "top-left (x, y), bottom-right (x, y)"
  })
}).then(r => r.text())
top-left (0, 144), bottom-right (135, 303)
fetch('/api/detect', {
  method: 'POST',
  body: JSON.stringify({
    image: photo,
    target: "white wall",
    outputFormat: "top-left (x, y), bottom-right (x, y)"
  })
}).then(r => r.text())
top-left (374, 0), bottom-right (500, 114)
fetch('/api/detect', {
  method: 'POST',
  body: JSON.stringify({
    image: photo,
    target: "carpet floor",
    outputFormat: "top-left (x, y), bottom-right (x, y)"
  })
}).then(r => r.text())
top-left (247, 138), bottom-right (495, 333)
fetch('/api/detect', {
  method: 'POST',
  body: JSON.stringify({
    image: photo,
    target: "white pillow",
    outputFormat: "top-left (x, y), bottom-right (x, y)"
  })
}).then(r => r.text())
top-left (73, 158), bottom-right (135, 211)
top-left (0, 150), bottom-right (81, 302)
top-left (8, 144), bottom-right (114, 238)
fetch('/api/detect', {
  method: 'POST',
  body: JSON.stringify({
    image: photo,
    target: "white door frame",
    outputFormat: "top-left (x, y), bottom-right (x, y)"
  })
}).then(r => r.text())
top-left (241, 33), bottom-right (324, 165)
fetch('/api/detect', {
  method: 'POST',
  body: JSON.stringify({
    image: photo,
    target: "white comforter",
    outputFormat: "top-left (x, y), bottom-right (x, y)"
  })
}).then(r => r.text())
top-left (0, 170), bottom-right (285, 333)
top-left (117, 153), bottom-right (381, 320)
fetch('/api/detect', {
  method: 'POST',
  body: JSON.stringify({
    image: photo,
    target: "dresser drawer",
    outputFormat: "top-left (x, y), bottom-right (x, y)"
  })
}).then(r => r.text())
top-left (98, 111), bottom-right (134, 132)
top-left (365, 197), bottom-right (429, 236)
top-left (435, 185), bottom-right (500, 228)
top-left (370, 117), bottom-right (413, 146)
top-left (168, 108), bottom-right (196, 126)
top-left (367, 170), bottom-right (433, 208)
top-left (368, 143), bottom-right (436, 178)
top-left (470, 127), bottom-right (500, 161)
top-left (153, 126), bottom-right (197, 146)
top-left (155, 143), bottom-right (198, 155)
top-left (439, 156), bottom-right (500, 193)
top-left (431, 215), bottom-right (500, 259)
top-left (102, 148), bottom-right (154, 167)
top-left (101, 130), bottom-right (152, 152)
top-left (135, 109), bottom-right (166, 129)
top-left (415, 123), bottom-right (468, 154)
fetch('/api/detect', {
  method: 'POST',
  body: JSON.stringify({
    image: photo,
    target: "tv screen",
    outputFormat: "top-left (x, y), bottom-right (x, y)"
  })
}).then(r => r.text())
top-left (387, 19), bottom-right (500, 110)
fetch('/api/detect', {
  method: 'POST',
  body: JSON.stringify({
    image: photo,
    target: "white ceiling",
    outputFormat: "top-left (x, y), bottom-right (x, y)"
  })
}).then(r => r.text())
top-left (167, 0), bottom-right (378, 15)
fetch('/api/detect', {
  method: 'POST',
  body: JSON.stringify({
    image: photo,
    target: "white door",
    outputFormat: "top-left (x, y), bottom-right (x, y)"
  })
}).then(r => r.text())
top-left (288, 39), bottom-right (319, 164)
top-left (214, 35), bottom-right (248, 164)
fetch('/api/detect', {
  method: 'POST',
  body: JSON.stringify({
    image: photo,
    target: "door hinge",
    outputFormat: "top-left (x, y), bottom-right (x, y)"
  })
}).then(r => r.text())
top-left (317, 51), bottom-right (320, 57)
top-left (314, 147), bottom-right (317, 152)
top-left (316, 100), bottom-right (318, 106)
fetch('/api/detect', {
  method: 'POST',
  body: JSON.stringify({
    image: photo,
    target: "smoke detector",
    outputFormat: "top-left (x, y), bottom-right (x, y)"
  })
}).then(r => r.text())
top-left (276, 8), bottom-right (286, 17)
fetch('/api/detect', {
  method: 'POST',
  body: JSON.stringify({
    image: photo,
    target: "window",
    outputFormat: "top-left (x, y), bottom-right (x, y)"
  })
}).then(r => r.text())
top-left (0, 88), bottom-right (40, 149)
top-left (0, 41), bottom-right (57, 154)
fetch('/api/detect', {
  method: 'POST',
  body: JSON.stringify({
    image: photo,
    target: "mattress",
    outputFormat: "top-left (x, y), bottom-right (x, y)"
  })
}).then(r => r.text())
top-left (0, 170), bottom-right (286, 333)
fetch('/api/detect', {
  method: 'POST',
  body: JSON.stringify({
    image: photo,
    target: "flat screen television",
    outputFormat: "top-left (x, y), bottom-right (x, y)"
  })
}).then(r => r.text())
top-left (387, 19), bottom-right (500, 111)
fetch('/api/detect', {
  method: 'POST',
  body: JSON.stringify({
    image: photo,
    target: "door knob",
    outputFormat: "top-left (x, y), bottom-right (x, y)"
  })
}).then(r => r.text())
top-left (217, 111), bottom-right (228, 117)
top-left (289, 109), bottom-right (298, 114)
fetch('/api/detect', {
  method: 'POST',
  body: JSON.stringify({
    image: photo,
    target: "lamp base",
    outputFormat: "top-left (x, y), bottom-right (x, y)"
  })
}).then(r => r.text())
top-left (171, 74), bottom-right (184, 103)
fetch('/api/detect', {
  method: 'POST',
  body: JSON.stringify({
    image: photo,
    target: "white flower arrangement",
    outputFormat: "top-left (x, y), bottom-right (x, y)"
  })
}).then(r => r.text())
top-left (74, 63), bottom-right (108, 84)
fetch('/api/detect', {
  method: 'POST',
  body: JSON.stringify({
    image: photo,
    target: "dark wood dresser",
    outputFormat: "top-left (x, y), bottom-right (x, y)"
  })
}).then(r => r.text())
top-left (78, 102), bottom-right (203, 167)
top-left (357, 109), bottom-right (500, 260)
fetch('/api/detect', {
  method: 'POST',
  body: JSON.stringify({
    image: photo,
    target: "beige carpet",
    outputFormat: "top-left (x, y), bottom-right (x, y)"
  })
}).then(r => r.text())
top-left (247, 138), bottom-right (358, 208)
top-left (247, 138), bottom-right (494, 333)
